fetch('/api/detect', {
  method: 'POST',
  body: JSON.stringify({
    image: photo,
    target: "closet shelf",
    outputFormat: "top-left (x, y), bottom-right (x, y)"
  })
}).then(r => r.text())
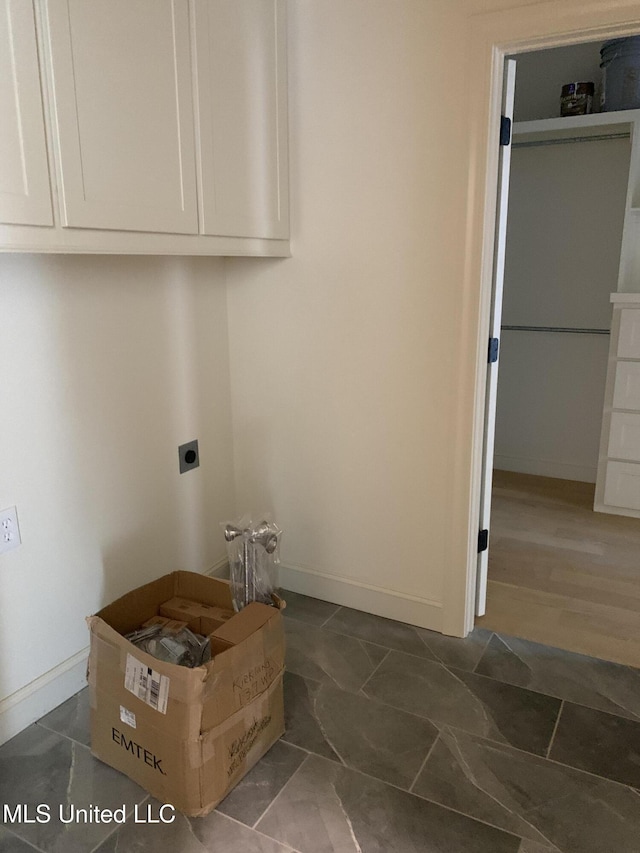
top-left (610, 293), bottom-right (640, 304)
top-left (513, 109), bottom-right (640, 144)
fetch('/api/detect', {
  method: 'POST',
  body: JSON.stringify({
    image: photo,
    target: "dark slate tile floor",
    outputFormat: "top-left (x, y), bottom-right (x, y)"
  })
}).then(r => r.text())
top-left (1, 591), bottom-right (640, 852)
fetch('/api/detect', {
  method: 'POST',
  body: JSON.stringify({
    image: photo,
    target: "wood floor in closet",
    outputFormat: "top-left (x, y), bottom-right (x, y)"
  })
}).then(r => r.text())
top-left (477, 470), bottom-right (640, 668)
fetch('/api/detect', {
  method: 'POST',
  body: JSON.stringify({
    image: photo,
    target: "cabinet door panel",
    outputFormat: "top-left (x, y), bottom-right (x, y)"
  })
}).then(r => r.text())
top-left (618, 308), bottom-right (640, 359)
top-left (603, 460), bottom-right (640, 511)
top-left (608, 411), bottom-right (640, 461)
top-left (613, 361), bottom-right (640, 411)
top-left (0, 0), bottom-right (53, 226)
top-left (45, 0), bottom-right (197, 234)
top-left (193, 0), bottom-right (289, 239)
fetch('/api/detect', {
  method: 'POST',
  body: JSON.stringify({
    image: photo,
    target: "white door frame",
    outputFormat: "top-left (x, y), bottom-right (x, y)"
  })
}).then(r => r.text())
top-left (442, 0), bottom-right (640, 638)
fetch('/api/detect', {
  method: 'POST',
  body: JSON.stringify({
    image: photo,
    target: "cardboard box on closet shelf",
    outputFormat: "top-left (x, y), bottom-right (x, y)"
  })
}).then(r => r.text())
top-left (86, 571), bottom-right (286, 817)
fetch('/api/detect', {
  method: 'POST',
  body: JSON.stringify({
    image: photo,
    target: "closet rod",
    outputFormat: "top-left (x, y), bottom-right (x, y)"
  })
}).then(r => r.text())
top-left (513, 131), bottom-right (630, 149)
top-left (502, 325), bottom-right (609, 335)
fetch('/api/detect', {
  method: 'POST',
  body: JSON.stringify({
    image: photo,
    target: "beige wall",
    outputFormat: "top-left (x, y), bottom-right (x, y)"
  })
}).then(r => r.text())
top-left (0, 255), bottom-right (235, 711)
top-left (225, 0), bottom-right (469, 626)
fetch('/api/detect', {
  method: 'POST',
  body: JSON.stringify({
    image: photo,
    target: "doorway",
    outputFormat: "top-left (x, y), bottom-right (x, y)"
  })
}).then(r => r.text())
top-left (446, 0), bottom-right (640, 649)
top-left (475, 42), bottom-right (640, 666)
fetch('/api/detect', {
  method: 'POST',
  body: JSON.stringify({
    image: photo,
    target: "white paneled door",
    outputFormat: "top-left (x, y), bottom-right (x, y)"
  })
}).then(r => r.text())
top-left (44, 0), bottom-right (197, 234)
top-left (476, 59), bottom-right (516, 617)
top-left (0, 0), bottom-right (53, 227)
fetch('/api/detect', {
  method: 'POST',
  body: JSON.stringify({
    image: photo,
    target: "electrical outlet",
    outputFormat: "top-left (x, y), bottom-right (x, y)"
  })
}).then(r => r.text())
top-left (0, 506), bottom-right (21, 555)
top-left (178, 439), bottom-right (200, 474)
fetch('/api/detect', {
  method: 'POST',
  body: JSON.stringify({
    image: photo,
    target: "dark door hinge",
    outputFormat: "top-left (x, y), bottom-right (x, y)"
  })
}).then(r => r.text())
top-left (488, 337), bottom-right (499, 363)
top-left (478, 529), bottom-right (489, 553)
top-left (500, 115), bottom-right (511, 146)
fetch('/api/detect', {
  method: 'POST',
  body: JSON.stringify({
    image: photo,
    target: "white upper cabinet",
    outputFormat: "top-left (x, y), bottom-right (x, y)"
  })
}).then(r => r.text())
top-left (0, 0), bottom-right (53, 226)
top-left (193, 0), bottom-right (289, 239)
top-left (44, 0), bottom-right (198, 234)
top-left (0, 0), bottom-right (290, 254)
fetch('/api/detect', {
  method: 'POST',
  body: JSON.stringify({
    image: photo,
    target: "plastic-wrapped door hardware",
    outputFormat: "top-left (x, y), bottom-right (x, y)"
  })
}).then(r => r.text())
top-left (223, 517), bottom-right (282, 611)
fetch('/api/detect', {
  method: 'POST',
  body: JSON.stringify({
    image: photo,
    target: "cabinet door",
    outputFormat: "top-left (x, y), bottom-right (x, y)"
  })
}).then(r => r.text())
top-left (0, 0), bottom-right (53, 226)
top-left (193, 0), bottom-right (289, 239)
top-left (45, 0), bottom-right (197, 234)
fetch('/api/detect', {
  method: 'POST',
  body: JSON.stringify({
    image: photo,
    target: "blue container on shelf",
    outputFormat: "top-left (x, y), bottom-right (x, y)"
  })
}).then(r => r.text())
top-left (600, 36), bottom-right (640, 111)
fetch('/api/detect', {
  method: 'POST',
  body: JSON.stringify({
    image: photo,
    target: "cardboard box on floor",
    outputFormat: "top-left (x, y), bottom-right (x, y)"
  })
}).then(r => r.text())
top-left (87, 571), bottom-right (285, 817)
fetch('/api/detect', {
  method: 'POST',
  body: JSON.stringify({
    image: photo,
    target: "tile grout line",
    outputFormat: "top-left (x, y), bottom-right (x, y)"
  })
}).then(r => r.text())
top-left (406, 772), bottom-right (560, 851)
top-left (285, 613), bottom-right (399, 655)
top-left (279, 734), bottom-right (499, 805)
top-left (310, 692), bottom-right (347, 767)
top-left (408, 732), bottom-right (440, 793)
top-left (371, 638), bottom-right (640, 725)
top-left (0, 823), bottom-right (45, 853)
top-left (410, 625), bottom-right (443, 663)
top-left (35, 721), bottom-right (90, 749)
top-left (319, 605), bottom-right (342, 628)
top-left (437, 717), bottom-right (640, 793)
top-left (249, 752), bottom-right (313, 831)
top-left (87, 794), bottom-right (151, 853)
top-left (272, 746), bottom-right (446, 812)
top-left (471, 632), bottom-right (495, 674)
top-left (358, 648), bottom-right (392, 695)
top-left (217, 810), bottom-right (302, 852)
top-left (279, 739), bottom-right (313, 757)
top-left (545, 700), bottom-right (564, 760)
top-left (286, 666), bottom-right (448, 726)
top-left (31, 723), bottom-right (111, 759)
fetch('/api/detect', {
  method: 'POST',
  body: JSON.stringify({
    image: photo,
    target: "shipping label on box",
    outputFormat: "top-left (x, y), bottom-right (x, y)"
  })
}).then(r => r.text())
top-left (124, 653), bottom-right (170, 714)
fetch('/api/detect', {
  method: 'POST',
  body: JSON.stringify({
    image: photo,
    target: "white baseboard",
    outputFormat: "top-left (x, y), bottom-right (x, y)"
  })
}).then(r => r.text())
top-left (278, 562), bottom-right (443, 632)
top-left (493, 454), bottom-right (597, 484)
top-left (0, 647), bottom-right (88, 746)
